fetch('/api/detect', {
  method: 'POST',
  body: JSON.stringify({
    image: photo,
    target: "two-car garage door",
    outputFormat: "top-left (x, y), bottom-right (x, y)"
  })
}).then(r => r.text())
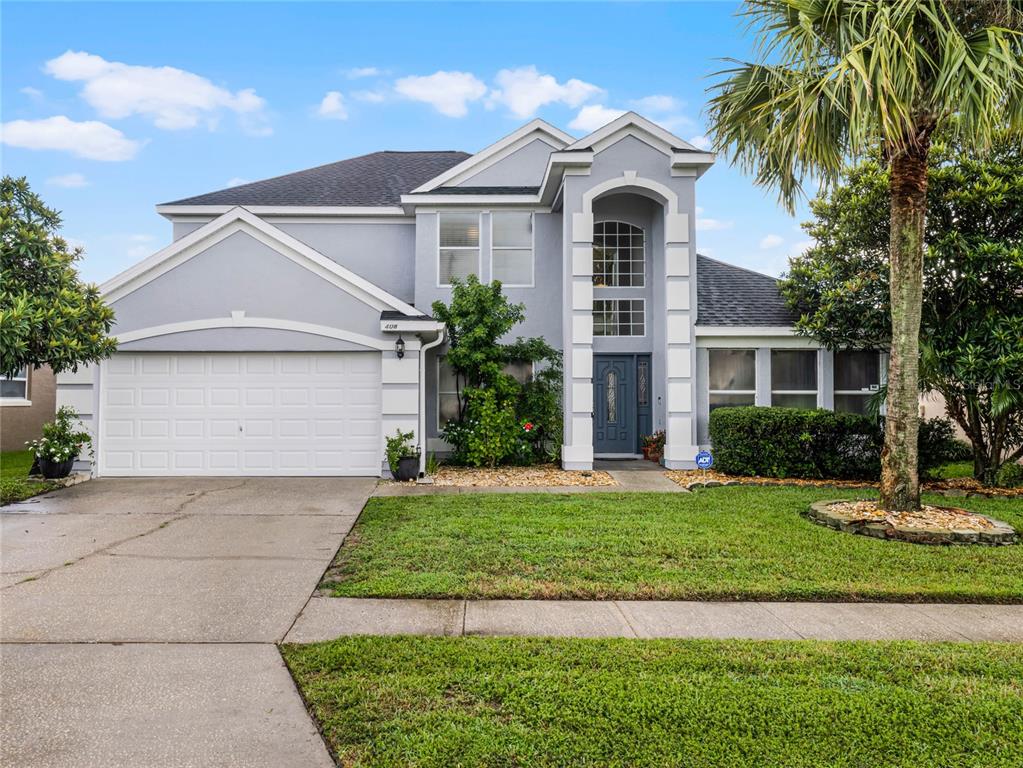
top-left (99, 352), bottom-right (382, 476)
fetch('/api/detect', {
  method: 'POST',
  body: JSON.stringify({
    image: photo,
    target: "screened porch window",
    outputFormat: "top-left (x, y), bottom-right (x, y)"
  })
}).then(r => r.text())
top-left (708, 349), bottom-right (756, 411)
top-left (771, 350), bottom-right (818, 409)
top-left (834, 350), bottom-right (881, 415)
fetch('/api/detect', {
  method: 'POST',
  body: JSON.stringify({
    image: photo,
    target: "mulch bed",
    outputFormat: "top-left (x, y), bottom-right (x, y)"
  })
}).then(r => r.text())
top-left (666, 469), bottom-right (1023, 498)
top-left (432, 464), bottom-right (617, 487)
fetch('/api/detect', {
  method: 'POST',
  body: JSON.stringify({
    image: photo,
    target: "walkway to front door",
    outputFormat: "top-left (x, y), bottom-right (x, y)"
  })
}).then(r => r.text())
top-left (593, 354), bottom-right (651, 455)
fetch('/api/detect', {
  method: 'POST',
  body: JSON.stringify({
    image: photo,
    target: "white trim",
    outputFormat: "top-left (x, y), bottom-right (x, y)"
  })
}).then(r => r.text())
top-left (567, 112), bottom-right (698, 153)
top-left (157, 205), bottom-right (407, 218)
top-left (0, 398), bottom-right (31, 407)
top-left (411, 119), bottom-right (572, 193)
top-left (436, 211), bottom-right (482, 288)
top-left (490, 211), bottom-right (535, 288)
top-left (102, 207), bottom-right (424, 316)
top-left (115, 316), bottom-right (402, 352)
top-left (695, 325), bottom-right (797, 336)
top-left (402, 194), bottom-right (540, 206)
top-left (169, 215), bottom-right (416, 226)
top-left (582, 172), bottom-right (680, 215)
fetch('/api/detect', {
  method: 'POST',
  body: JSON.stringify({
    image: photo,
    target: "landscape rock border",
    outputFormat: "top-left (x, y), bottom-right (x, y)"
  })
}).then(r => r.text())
top-left (808, 499), bottom-right (1017, 546)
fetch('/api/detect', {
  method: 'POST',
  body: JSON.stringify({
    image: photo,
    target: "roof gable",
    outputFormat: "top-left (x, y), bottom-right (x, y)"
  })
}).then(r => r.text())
top-left (411, 119), bottom-right (572, 193)
top-left (566, 111), bottom-right (701, 154)
top-left (102, 207), bottom-right (424, 316)
top-left (696, 254), bottom-right (798, 327)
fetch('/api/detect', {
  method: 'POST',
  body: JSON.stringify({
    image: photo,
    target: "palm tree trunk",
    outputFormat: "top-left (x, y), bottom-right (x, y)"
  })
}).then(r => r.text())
top-left (880, 127), bottom-right (932, 512)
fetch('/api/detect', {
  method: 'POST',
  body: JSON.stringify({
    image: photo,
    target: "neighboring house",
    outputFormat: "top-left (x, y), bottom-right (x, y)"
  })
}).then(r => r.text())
top-left (1, 365), bottom-right (57, 452)
top-left (58, 112), bottom-right (886, 476)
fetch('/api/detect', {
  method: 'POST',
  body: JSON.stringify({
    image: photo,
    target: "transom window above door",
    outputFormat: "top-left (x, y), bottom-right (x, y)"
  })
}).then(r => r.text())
top-left (592, 221), bottom-right (645, 287)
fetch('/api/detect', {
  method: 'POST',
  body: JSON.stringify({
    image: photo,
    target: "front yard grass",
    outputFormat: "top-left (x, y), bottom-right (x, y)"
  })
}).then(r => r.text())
top-left (282, 636), bottom-right (1023, 768)
top-left (323, 487), bottom-right (1023, 602)
top-left (0, 450), bottom-right (59, 506)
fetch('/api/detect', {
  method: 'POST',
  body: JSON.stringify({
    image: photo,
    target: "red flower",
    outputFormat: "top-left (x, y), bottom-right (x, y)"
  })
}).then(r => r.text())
top-left (523, 422), bottom-right (534, 432)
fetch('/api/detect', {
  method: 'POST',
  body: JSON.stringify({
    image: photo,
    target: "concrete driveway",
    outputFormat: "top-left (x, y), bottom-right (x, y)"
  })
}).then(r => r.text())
top-left (1, 477), bottom-right (374, 767)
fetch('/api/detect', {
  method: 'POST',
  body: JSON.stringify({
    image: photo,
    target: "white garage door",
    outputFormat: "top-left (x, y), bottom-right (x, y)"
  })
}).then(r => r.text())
top-left (100, 352), bottom-right (382, 476)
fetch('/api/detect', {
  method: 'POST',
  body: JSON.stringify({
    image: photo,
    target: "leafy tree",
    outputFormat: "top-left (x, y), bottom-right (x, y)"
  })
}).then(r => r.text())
top-left (432, 275), bottom-right (562, 465)
top-left (1, 176), bottom-right (117, 377)
top-left (707, 0), bottom-right (1023, 510)
top-left (782, 133), bottom-right (1023, 484)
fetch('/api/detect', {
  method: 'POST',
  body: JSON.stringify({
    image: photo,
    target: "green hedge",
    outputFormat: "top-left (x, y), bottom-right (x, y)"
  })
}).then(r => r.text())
top-left (708, 408), bottom-right (967, 481)
top-left (708, 407), bottom-right (883, 480)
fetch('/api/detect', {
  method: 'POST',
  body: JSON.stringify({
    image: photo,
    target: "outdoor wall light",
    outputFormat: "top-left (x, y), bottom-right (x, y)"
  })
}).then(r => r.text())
top-left (395, 334), bottom-right (405, 359)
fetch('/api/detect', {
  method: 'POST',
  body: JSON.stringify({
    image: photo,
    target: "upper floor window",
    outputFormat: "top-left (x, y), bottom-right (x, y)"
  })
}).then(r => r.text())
top-left (438, 212), bottom-right (480, 286)
top-left (491, 212), bottom-right (533, 287)
top-left (708, 349), bottom-right (756, 411)
top-left (771, 350), bottom-right (818, 409)
top-left (834, 350), bottom-right (881, 415)
top-left (593, 221), bottom-right (644, 287)
top-left (1, 366), bottom-right (28, 401)
top-left (593, 298), bottom-right (645, 337)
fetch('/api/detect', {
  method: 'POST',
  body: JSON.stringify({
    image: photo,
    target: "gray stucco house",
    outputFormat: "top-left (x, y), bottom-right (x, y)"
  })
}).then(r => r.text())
top-left (58, 112), bottom-right (884, 476)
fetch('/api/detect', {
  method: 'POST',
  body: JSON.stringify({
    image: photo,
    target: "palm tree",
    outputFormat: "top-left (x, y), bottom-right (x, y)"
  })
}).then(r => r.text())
top-left (707, 0), bottom-right (1023, 511)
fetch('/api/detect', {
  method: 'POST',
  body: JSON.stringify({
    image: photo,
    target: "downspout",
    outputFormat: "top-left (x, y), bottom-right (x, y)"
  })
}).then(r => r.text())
top-left (418, 327), bottom-right (447, 476)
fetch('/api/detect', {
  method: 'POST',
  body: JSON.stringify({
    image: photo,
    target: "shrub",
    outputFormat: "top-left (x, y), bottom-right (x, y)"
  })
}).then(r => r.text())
top-left (995, 461), bottom-right (1023, 488)
top-left (384, 429), bottom-right (417, 475)
top-left (917, 417), bottom-right (969, 478)
top-left (708, 407), bottom-right (883, 480)
top-left (25, 406), bottom-right (92, 464)
top-left (459, 387), bottom-right (523, 468)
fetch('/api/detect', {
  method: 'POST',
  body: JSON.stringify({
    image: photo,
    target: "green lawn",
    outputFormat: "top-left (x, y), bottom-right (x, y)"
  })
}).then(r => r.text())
top-left (0, 450), bottom-right (59, 505)
top-left (323, 488), bottom-right (1023, 602)
top-left (282, 636), bottom-right (1023, 768)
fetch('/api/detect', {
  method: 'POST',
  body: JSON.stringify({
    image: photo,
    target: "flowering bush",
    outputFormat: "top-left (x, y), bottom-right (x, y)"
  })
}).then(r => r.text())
top-left (25, 406), bottom-right (91, 464)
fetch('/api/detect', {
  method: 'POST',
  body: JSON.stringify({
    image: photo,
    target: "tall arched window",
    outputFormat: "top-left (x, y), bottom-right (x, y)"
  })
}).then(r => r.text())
top-left (592, 221), bottom-right (645, 287)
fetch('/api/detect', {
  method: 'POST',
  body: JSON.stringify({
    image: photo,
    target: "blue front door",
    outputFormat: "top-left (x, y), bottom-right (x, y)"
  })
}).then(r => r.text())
top-left (593, 356), bottom-right (636, 454)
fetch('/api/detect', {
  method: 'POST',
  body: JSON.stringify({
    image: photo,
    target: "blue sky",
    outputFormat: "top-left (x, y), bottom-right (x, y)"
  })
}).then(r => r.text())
top-left (1, 1), bottom-right (813, 284)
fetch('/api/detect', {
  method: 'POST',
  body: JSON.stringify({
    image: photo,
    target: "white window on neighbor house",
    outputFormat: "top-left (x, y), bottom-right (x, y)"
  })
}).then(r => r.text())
top-left (834, 350), bottom-right (882, 415)
top-left (592, 221), bottom-right (645, 287)
top-left (771, 350), bottom-right (818, 409)
top-left (0, 366), bottom-right (28, 403)
top-left (438, 212), bottom-right (480, 286)
top-left (593, 299), bottom-right (645, 337)
top-left (708, 349), bottom-right (756, 411)
top-left (491, 212), bottom-right (533, 287)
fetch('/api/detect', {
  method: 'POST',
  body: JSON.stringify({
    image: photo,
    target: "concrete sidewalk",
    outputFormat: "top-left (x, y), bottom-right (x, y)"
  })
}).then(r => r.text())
top-left (286, 597), bottom-right (1023, 644)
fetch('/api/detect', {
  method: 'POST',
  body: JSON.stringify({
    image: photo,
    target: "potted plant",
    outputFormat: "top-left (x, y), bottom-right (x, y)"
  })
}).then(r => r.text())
top-left (26, 406), bottom-right (92, 479)
top-left (643, 431), bottom-right (666, 463)
top-left (385, 428), bottom-right (420, 482)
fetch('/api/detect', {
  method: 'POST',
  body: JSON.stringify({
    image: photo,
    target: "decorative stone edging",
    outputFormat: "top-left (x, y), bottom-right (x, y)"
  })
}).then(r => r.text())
top-left (808, 500), bottom-right (1017, 546)
top-left (27, 472), bottom-right (91, 490)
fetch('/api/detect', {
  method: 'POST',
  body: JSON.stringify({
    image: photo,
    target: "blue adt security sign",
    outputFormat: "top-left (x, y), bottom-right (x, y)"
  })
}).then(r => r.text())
top-left (695, 450), bottom-right (714, 470)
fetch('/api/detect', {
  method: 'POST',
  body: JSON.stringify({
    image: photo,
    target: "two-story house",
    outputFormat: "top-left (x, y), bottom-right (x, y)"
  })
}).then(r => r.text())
top-left (58, 112), bottom-right (884, 476)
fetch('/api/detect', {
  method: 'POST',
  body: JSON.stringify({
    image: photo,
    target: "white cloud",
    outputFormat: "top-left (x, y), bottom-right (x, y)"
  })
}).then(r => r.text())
top-left (486, 66), bottom-right (602, 118)
top-left (687, 134), bottom-right (713, 150)
top-left (21, 86), bottom-right (44, 101)
top-left (317, 90), bottom-right (348, 120)
top-left (394, 71), bottom-right (486, 117)
top-left (632, 94), bottom-right (681, 113)
top-left (759, 234), bottom-right (784, 249)
top-left (353, 89), bottom-right (386, 103)
top-left (694, 206), bottom-right (733, 232)
top-left (1, 116), bottom-right (142, 161)
top-left (788, 239), bottom-right (815, 259)
top-left (568, 105), bottom-right (627, 132)
top-left (44, 50), bottom-right (270, 134)
top-left (47, 172), bottom-right (89, 188)
top-left (225, 177), bottom-right (250, 188)
top-left (345, 67), bottom-right (380, 79)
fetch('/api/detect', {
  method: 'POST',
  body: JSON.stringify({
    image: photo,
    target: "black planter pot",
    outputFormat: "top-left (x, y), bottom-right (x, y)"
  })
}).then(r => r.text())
top-left (392, 456), bottom-right (420, 482)
top-left (38, 457), bottom-right (75, 479)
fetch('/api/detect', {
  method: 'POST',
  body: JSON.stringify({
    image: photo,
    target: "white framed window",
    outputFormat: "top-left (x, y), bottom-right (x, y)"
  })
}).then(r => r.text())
top-left (834, 350), bottom-right (881, 416)
top-left (771, 349), bottom-right (818, 409)
top-left (593, 299), bottom-right (645, 337)
top-left (592, 221), bottom-right (645, 287)
top-left (437, 357), bottom-right (460, 428)
top-left (491, 212), bottom-right (533, 287)
top-left (438, 212), bottom-right (480, 286)
top-left (708, 349), bottom-right (756, 411)
top-left (1, 366), bottom-right (29, 404)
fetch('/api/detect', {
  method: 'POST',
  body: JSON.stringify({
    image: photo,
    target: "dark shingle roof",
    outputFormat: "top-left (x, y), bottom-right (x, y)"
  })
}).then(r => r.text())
top-left (696, 254), bottom-right (797, 326)
top-left (163, 151), bottom-right (471, 207)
